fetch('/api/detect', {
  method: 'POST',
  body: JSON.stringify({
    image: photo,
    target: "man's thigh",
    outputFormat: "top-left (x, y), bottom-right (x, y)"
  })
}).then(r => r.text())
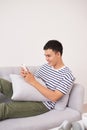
top-left (0, 101), bottom-right (49, 120)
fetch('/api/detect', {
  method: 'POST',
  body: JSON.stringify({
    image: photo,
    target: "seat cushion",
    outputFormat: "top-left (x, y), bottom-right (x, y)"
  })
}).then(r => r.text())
top-left (0, 108), bottom-right (81, 130)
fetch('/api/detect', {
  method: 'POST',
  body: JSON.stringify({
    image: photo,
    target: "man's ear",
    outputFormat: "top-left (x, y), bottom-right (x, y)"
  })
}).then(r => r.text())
top-left (56, 51), bottom-right (61, 56)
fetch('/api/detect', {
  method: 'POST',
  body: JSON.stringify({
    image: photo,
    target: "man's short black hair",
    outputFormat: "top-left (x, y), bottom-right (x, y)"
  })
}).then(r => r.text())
top-left (43, 40), bottom-right (63, 55)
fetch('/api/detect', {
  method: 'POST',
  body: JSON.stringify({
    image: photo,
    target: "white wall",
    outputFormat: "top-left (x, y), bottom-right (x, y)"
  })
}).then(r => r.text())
top-left (0, 0), bottom-right (87, 103)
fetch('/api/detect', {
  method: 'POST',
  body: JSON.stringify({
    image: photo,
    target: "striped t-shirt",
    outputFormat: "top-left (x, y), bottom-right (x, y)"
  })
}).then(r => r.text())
top-left (34, 64), bottom-right (75, 110)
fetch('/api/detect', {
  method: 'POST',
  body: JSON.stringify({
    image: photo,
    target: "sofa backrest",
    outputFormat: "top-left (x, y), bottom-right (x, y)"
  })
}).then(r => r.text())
top-left (0, 66), bottom-right (39, 81)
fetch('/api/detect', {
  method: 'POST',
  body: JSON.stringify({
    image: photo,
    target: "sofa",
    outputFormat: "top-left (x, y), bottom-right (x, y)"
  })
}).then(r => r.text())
top-left (0, 66), bottom-right (84, 130)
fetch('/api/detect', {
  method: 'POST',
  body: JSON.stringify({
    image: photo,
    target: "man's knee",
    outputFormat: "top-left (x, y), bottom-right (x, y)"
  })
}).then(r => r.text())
top-left (0, 78), bottom-right (12, 99)
top-left (0, 78), bottom-right (3, 92)
top-left (0, 103), bottom-right (6, 120)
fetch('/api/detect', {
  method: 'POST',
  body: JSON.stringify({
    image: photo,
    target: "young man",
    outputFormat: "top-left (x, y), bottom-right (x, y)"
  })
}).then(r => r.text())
top-left (0, 40), bottom-right (75, 120)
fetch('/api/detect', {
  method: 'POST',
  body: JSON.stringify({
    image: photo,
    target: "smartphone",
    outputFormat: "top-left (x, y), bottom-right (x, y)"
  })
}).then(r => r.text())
top-left (21, 64), bottom-right (28, 72)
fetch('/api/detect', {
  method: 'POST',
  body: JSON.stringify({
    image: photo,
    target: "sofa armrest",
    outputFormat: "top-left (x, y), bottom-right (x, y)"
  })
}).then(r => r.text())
top-left (68, 83), bottom-right (84, 113)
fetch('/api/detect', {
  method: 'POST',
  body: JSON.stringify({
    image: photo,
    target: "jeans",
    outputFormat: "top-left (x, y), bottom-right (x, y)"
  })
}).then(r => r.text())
top-left (0, 78), bottom-right (49, 120)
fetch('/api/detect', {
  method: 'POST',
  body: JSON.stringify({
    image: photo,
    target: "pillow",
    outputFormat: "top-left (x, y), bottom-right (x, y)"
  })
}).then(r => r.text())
top-left (10, 74), bottom-right (70, 110)
top-left (10, 74), bottom-right (49, 101)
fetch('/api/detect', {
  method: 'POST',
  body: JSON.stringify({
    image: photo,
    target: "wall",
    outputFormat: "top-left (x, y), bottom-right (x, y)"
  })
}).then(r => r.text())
top-left (0, 0), bottom-right (87, 103)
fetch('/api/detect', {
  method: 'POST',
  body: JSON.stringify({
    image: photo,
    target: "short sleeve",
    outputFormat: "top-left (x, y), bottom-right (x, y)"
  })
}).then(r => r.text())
top-left (56, 73), bottom-right (75, 94)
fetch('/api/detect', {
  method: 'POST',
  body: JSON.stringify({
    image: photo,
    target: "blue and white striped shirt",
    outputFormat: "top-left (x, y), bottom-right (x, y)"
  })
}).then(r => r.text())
top-left (35, 64), bottom-right (75, 110)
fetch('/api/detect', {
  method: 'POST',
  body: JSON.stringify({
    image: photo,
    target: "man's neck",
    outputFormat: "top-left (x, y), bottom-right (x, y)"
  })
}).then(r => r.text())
top-left (53, 60), bottom-right (65, 70)
top-left (53, 64), bottom-right (65, 70)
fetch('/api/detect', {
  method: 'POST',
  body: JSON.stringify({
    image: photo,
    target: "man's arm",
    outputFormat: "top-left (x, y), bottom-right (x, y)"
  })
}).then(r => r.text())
top-left (31, 80), bottom-right (64, 102)
top-left (20, 69), bottom-right (64, 102)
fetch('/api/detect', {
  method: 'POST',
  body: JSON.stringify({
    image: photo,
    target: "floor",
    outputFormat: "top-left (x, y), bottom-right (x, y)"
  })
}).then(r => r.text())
top-left (83, 103), bottom-right (87, 113)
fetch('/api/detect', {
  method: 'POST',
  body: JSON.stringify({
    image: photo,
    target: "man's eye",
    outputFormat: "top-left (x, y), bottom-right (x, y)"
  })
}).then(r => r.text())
top-left (47, 55), bottom-right (50, 57)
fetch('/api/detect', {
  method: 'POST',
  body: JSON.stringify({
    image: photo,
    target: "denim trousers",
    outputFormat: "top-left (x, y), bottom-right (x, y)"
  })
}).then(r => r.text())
top-left (0, 78), bottom-right (49, 120)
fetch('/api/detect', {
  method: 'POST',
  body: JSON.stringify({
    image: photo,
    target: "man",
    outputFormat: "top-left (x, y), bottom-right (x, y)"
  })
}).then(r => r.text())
top-left (0, 40), bottom-right (75, 120)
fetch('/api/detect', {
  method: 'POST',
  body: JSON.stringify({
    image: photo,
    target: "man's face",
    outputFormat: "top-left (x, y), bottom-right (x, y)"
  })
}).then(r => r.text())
top-left (44, 49), bottom-right (59, 67)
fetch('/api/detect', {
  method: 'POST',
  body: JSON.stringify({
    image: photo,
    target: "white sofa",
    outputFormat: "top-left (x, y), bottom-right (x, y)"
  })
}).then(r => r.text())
top-left (0, 66), bottom-right (84, 130)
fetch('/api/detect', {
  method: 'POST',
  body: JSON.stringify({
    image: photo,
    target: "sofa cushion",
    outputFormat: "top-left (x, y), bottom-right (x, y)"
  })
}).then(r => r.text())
top-left (10, 74), bottom-right (49, 101)
top-left (55, 94), bottom-right (69, 110)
